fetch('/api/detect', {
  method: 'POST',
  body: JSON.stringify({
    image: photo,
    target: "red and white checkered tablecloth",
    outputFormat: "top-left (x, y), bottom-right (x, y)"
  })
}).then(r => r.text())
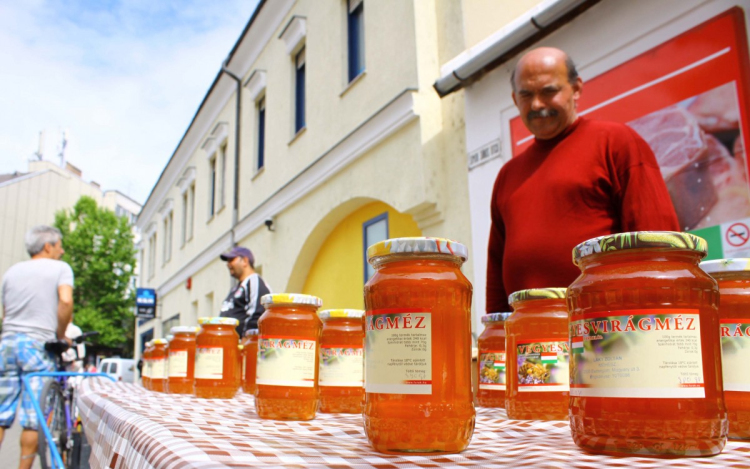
top-left (77, 379), bottom-right (750, 469)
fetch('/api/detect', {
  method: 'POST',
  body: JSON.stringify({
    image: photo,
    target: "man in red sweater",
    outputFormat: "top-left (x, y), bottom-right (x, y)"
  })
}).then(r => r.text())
top-left (486, 47), bottom-right (679, 312)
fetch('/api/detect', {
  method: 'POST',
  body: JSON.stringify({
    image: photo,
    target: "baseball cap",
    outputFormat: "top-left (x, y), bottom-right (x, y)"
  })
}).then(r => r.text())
top-left (219, 246), bottom-right (254, 265)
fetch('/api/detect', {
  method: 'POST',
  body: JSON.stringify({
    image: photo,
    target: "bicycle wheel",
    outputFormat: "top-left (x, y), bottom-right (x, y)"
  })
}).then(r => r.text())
top-left (37, 379), bottom-right (67, 469)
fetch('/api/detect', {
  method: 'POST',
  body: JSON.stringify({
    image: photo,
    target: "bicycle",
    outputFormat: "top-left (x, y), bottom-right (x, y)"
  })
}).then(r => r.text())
top-left (36, 331), bottom-right (99, 469)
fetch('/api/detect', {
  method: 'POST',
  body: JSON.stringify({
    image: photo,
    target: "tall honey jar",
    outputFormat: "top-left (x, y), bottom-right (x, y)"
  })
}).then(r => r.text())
top-left (150, 339), bottom-right (169, 393)
top-left (318, 309), bottom-right (365, 414)
top-left (477, 312), bottom-right (511, 408)
top-left (256, 294), bottom-right (323, 420)
top-left (364, 237), bottom-right (474, 454)
top-left (194, 317), bottom-right (240, 399)
top-left (241, 329), bottom-right (259, 394)
top-left (142, 341), bottom-right (153, 390)
top-left (167, 326), bottom-right (198, 395)
top-left (506, 289), bottom-right (569, 420)
top-left (701, 258), bottom-right (750, 440)
top-left (568, 232), bottom-right (727, 457)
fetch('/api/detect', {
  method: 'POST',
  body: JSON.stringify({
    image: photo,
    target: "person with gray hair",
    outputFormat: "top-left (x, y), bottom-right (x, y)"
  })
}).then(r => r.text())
top-left (0, 224), bottom-right (74, 469)
top-left (24, 225), bottom-right (63, 257)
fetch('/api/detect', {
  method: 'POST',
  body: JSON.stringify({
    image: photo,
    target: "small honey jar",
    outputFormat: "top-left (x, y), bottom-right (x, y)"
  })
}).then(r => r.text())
top-left (255, 293), bottom-right (323, 420)
top-left (477, 312), bottom-right (511, 408)
top-left (167, 326), bottom-right (198, 395)
top-left (318, 309), bottom-right (365, 413)
top-left (194, 317), bottom-right (240, 399)
top-left (241, 329), bottom-right (259, 395)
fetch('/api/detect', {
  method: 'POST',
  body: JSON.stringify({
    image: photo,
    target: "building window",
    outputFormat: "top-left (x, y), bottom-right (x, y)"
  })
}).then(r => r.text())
top-left (209, 155), bottom-right (217, 218)
top-left (219, 143), bottom-right (227, 210)
top-left (162, 314), bottom-right (180, 336)
top-left (148, 233), bottom-right (157, 279)
top-left (188, 183), bottom-right (195, 239)
top-left (163, 211), bottom-right (173, 264)
top-left (363, 212), bottom-right (388, 283)
top-left (348, 0), bottom-right (365, 81)
top-left (295, 47), bottom-right (306, 133)
top-left (257, 97), bottom-right (266, 170)
top-left (181, 191), bottom-right (188, 247)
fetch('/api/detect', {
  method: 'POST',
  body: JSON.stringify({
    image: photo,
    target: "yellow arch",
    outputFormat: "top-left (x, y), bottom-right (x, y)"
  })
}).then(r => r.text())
top-left (301, 201), bottom-right (422, 309)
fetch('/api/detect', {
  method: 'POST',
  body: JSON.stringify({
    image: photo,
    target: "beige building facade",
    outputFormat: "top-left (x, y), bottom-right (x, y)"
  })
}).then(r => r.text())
top-left (135, 0), bottom-right (542, 354)
top-left (0, 159), bottom-right (141, 310)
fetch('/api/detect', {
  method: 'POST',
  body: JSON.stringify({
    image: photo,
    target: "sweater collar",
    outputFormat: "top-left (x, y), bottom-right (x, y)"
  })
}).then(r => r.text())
top-left (532, 117), bottom-right (583, 147)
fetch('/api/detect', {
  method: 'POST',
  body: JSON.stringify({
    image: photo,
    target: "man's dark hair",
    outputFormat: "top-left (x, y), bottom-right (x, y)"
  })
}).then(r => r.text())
top-left (510, 54), bottom-right (579, 92)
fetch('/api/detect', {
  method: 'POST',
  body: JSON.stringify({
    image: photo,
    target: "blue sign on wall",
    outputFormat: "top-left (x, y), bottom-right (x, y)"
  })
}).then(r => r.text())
top-left (135, 288), bottom-right (157, 319)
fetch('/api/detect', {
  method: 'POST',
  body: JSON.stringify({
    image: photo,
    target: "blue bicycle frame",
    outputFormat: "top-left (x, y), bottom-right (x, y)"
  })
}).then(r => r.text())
top-left (22, 372), bottom-right (116, 469)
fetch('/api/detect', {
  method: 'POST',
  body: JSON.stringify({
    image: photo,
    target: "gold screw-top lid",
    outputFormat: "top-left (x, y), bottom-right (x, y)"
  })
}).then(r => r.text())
top-left (152, 338), bottom-right (168, 345)
top-left (170, 326), bottom-right (200, 334)
top-left (367, 237), bottom-right (468, 264)
top-left (508, 288), bottom-right (567, 308)
top-left (198, 317), bottom-right (240, 326)
top-left (260, 293), bottom-right (323, 308)
top-left (318, 309), bottom-right (365, 319)
top-left (573, 231), bottom-right (707, 265)
top-left (481, 312), bottom-right (513, 323)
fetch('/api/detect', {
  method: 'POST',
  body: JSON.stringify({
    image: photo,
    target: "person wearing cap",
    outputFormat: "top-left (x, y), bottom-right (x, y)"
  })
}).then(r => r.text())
top-left (218, 246), bottom-right (271, 337)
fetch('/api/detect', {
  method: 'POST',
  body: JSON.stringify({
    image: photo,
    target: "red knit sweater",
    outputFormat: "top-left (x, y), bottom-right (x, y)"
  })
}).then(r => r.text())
top-left (486, 118), bottom-right (680, 312)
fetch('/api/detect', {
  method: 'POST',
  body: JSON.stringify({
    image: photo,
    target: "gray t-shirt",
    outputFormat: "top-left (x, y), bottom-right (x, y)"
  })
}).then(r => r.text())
top-left (2, 259), bottom-right (74, 341)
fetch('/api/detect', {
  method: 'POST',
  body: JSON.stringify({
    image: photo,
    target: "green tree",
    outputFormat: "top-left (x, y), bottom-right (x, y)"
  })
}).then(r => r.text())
top-left (55, 196), bottom-right (137, 355)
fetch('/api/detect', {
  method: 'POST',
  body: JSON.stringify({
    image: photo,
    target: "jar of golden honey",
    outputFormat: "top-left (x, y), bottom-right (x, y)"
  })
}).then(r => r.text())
top-left (150, 339), bottom-right (168, 392)
top-left (167, 326), bottom-right (198, 395)
top-left (477, 313), bottom-right (511, 408)
top-left (364, 237), bottom-right (474, 454)
top-left (142, 341), bottom-right (153, 390)
top-left (701, 258), bottom-right (750, 440)
top-left (256, 294), bottom-right (323, 420)
top-left (194, 317), bottom-right (240, 399)
top-left (241, 329), bottom-right (259, 394)
top-left (568, 232), bottom-right (727, 456)
top-left (506, 289), bottom-right (569, 420)
top-left (318, 309), bottom-right (365, 414)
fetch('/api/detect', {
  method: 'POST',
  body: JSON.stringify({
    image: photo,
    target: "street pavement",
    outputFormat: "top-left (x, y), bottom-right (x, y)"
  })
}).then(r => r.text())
top-left (0, 424), bottom-right (42, 469)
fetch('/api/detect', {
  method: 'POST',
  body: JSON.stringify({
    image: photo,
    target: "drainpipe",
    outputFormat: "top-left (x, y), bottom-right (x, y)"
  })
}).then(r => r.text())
top-left (220, 59), bottom-right (242, 246)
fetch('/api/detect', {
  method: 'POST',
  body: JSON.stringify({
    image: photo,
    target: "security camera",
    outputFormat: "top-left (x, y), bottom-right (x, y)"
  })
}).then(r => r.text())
top-left (264, 218), bottom-right (275, 231)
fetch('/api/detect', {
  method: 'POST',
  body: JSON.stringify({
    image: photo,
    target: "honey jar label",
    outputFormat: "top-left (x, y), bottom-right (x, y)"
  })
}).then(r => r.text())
top-left (256, 336), bottom-right (317, 387)
top-left (479, 350), bottom-right (505, 390)
top-left (365, 309), bottom-right (432, 395)
top-left (319, 346), bottom-right (364, 387)
top-left (516, 340), bottom-right (569, 392)
top-left (195, 347), bottom-right (224, 379)
top-left (151, 358), bottom-right (167, 379)
top-left (143, 360), bottom-right (151, 379)
top-left (720, 319), bottom-right (750, 392)
top-left (168, 350), bottom-right (188, 378)
top-left (570, 310), bottom-right (705, 398)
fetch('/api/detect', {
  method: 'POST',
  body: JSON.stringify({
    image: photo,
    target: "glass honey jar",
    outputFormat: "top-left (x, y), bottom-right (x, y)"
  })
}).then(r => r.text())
top-left (241, 329), bottom-right (259, 395)
top-left (506, 289), bottom-right (569, 420)
top-left (477, 312), bottom-right (511, 408)
top-left (167, 326), bottom-right (198, 395)
top-left (701, 258), bottom-right (750, 440)
top-left (142, 341), bottom-right (153, 390)
top-left (364, 237), bottom-right (475, 454)
top-left (194, 317), bottom-right (240, 399)
top-left (256, 294), bottom-right (323, 420)
top-left (318, 309), bottom-right (365, 414)
top-left (568, 232), bottom-right (727, 457)
top-left (149, 339), bottom-right (168, 393)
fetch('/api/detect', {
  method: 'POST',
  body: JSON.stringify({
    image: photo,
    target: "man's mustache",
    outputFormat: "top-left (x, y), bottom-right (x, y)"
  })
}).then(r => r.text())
top-left (527, 108), bottom-right (558, 120)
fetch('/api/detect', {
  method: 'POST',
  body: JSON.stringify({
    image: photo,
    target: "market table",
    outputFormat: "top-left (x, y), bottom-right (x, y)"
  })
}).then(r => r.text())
top-left (77, 379), bottom-right (750, 468)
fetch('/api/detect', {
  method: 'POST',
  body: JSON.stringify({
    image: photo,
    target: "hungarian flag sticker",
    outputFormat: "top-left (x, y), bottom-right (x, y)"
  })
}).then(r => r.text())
top-left (541, 352), bottom-right (557, 364)
top-left (572, 338), bottom-right (584, 354)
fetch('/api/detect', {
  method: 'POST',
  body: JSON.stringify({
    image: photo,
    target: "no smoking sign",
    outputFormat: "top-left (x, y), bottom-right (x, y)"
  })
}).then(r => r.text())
top-left (726, 222), bottom-right (750, 247)
top-left (721, 218), bottom-right (750, 257)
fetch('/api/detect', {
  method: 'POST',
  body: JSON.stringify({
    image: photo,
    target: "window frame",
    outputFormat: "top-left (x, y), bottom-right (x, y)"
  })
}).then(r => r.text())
top-left (362, 211), bottom-right (389, 283)
top-left (208, 155), bottom-right (217, 219)
top-left (257, 96), bottom-right (266, 171)
top-left (347, 0), bottom-right (365, 82)
top-left (294, 47), bottom-right (306, 134)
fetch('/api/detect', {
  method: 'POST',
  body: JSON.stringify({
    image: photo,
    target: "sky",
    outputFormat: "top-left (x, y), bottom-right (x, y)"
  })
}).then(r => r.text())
top-left (0, 0), bottom-right (260, 205)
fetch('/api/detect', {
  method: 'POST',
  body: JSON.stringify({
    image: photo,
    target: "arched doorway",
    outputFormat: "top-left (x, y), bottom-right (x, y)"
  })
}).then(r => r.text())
top-left (301, 201), bottom-right (422, 309)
